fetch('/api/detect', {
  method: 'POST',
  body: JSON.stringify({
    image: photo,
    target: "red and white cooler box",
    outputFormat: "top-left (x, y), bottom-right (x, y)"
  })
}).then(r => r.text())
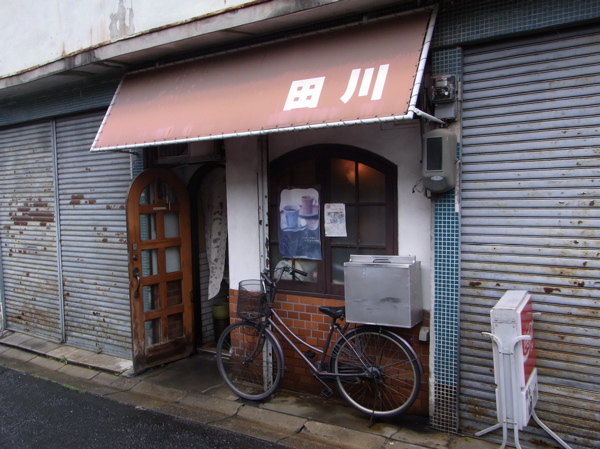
top-left (490, 290), bottom-right (538, 429)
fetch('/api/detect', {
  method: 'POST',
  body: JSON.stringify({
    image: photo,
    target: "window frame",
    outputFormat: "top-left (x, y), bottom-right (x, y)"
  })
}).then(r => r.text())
top-left (268, 144), bottom-right (398, 299)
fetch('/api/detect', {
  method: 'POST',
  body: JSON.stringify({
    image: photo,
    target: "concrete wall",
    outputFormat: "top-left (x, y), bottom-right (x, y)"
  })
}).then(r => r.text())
top-left (1, 0), bottom-right (259, 77)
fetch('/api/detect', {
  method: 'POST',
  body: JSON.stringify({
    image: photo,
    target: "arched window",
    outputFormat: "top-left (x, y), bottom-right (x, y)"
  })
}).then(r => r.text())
top-left (268, 144), bottom-right (397, 298)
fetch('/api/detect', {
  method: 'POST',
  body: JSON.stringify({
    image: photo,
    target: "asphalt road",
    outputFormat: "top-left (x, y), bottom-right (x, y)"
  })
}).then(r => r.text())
top-left (0, 366), bottom-right (287, 449)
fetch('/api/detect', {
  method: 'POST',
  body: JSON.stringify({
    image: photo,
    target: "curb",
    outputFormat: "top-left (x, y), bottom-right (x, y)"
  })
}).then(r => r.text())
top-left (0, 342), bottom-right (500, 449)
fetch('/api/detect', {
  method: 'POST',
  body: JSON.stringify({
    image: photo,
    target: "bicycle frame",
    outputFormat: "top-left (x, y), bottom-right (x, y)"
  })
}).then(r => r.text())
top-left (218, 268), bottom-right (424, 418)
top-left (257, 269), bottom-right (377, 381)
top-left (261, 306), bottom-right (373, 380)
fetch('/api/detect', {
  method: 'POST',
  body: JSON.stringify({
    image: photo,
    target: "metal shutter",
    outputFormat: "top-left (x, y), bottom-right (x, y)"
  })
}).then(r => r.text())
top-left (460, 27), bottom-right (600, 449)
top-left (0, 122), bottom-right (62, 340)
top-left (55, 112), bottom-right (133, 358)
top-left (0, 75), bottom-right (120, 128)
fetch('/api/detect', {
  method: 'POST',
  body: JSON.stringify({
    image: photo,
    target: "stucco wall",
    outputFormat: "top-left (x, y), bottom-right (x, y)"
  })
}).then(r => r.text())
top-left (269, 121), bottom-right (432, 309)
top-left (224, 122), bottom-right (431, 309)
top-left (225, 137), bottom-right (264, 287)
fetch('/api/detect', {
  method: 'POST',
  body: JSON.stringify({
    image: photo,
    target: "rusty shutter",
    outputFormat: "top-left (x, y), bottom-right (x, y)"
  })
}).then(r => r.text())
top-left (0, 122), bottom-right (62, 340)
top-left (460, 26), bottom-right (600, 449)
top-left (55, 112), bottom-right (133, 358)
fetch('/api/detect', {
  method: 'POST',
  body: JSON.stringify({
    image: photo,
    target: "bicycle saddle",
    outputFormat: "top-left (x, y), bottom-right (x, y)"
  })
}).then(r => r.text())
top-left (318, 306), bottom-right (345, 319)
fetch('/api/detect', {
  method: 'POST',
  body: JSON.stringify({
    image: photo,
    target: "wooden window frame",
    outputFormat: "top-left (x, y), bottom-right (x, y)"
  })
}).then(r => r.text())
top-left (268, 144), bottom-right (398, 299)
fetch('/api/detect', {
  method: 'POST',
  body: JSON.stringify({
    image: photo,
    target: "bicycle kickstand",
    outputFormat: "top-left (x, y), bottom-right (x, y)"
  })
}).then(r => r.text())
top-left (368, 409), bottom-right (378, 428)
top-left (315, 375), bottom-right (333, 398)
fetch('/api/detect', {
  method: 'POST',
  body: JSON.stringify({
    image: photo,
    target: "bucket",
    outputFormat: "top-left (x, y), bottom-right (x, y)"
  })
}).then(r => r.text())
top-left (212, 303), bottom-right (230, 342)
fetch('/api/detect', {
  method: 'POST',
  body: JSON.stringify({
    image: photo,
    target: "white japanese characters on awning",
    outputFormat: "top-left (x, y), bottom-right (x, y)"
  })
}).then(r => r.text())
top-left (91, 9), bottom-right (436, 151)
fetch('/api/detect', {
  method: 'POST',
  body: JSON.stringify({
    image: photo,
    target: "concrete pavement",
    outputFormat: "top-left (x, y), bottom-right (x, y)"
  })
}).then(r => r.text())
top-left (0, 331), bottom-right (501, 449)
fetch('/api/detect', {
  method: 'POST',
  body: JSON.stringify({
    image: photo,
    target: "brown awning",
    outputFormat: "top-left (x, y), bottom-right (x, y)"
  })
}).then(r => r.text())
top-left (91, 9), bottom-right (437, 151)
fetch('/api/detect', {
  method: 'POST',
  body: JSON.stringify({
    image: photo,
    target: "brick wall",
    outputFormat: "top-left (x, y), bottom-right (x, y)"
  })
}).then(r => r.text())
top-left (229, 288), bottom-right (430, 416)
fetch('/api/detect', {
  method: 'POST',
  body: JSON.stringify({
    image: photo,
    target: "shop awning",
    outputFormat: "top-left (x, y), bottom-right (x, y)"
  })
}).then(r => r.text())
top-left (91, 9), bottom-right (438, 152)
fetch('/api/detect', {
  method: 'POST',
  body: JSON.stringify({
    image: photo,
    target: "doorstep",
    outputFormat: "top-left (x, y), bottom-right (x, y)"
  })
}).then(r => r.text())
top-left (0, 331), bottom-right (133, 375)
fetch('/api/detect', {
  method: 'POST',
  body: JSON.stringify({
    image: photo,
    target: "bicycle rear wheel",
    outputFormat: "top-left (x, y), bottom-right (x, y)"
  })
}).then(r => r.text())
top-left (330, 326), bottom-right (422, 418)
top-left (216, 321), bottom-right (284, 401)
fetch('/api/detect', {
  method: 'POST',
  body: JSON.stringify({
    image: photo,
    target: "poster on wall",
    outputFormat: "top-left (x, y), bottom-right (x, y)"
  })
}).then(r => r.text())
top-left (279, 188), bottom-right (322, 260)
top-left (324, 203), bottom-right (347, 237)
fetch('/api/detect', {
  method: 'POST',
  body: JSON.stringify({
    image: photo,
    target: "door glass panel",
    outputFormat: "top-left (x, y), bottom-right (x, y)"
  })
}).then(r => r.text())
top-left (165, 247), bottom-right (181, 273)
top-left (167, 313), bottom-right (184, 340)
top-left (358, 206), bottom-right (386, 245)
top-left (140, 214), bottom-right (157, 241)
top-left (140, 183), bottom-right (156, 205)
top-left (141, 249), bottom-right (159, 276)
top-left (166, 280), bottom-right (183, 306)
top-left (140, 181), bottom-right (179, 206)
top-left (157, 181), bottom-right (178, 206)
top-left (358, 163), bottom-right (385, 202)
top-left (145, 319), bottom-right (160, 345)
top-left (331, 159), bottom-right (355, 203)
top-left (142, 284), bottom-right (160, 312)
top-left (164, 212), bottom-right (180, 238)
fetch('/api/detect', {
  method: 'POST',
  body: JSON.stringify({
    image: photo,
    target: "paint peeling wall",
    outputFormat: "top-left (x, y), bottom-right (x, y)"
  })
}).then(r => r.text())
top-left (0, 0), bottom-right (264, 78)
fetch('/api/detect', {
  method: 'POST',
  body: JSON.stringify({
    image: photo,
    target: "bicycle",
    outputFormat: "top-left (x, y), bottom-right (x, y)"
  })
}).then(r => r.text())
top-left (215, 266), bottom-right (423, 419)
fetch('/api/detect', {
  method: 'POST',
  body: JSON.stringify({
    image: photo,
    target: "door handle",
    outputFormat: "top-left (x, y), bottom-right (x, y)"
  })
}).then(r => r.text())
top-left (132, 267), bottom-right (141, 298)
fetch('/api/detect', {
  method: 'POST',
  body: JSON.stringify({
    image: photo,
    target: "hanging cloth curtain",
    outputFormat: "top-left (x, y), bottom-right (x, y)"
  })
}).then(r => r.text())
top-left (201, 168), bottom-right (228, 300)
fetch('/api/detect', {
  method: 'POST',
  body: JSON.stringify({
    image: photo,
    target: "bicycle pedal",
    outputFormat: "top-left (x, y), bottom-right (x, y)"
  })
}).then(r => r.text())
top-left (304, 350), bottom-right (316, 359)
top-left (320, 388), bottom-right (333, 398)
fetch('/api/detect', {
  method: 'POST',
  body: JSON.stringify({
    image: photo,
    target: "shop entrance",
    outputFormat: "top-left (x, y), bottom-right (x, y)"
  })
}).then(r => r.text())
top-left (188, 164), bottom-right (229, 351)
top-left (126, 168), bottom-right (194, 371)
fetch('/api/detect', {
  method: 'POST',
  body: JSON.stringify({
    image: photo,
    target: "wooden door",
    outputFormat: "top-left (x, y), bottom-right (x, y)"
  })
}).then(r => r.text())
top-left (127, 168), bottom-right (193, 371)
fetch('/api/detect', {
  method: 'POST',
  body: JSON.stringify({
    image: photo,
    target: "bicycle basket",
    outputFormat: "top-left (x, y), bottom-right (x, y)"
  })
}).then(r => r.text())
top-left (237, 280), bottom-right (266, 320)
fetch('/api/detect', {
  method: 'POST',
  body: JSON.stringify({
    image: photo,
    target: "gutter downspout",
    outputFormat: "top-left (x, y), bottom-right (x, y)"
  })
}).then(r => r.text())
top-left (0, 237), bottom-right (6, 332)
top-left (408, 6), bottom-right (445, 125)
top-left (257, 136), bottom-right (269, 272)
top-left (51, 119), bottom-right (66, 343)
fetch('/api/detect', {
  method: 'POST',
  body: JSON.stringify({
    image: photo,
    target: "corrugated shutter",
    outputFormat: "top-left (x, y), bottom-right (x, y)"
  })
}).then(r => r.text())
top-left (55, 112), bottom-right (133, 358)
top-left (0, 122), bottom-right (61, 340)
top-left (460, 27), bottom-right (600, 449)
top-left (0, 75), bottom-right (120, 128)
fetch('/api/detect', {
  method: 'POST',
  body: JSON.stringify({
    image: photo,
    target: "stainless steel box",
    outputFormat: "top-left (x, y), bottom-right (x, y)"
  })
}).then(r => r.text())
top-left (343, 255), bottom-right (422, 328)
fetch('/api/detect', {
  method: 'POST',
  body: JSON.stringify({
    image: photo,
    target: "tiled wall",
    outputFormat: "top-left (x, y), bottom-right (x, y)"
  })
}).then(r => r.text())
top-left (432, 0), bottom-right (600, 48)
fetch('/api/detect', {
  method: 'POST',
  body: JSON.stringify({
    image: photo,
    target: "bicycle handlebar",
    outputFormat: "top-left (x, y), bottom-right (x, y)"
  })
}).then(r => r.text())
top-left (291, 267), bottom-right (308, 277)
top-left (261, 266), bottom-right (307, 288)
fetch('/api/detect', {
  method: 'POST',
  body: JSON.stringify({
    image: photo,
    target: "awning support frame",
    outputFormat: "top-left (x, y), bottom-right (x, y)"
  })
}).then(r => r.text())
top-left (91, 6), bottom-right (441, 152)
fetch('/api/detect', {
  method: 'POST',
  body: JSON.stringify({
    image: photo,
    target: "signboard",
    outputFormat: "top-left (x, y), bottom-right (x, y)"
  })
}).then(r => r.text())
top-left (480, 290), bottom-right (572, 448)
top-left (490, 290), bottom-right (538, 429)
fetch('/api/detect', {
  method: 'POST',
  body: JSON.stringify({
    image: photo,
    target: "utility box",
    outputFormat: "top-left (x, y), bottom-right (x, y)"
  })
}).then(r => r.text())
top-left (343, 255), bottom-right (422, 328)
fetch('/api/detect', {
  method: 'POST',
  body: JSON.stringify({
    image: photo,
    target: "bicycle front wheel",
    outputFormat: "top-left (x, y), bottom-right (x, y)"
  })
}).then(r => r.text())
top-left (216, 321), bottom-right (284, 401)
top-left (330, 327), bottom-right (422, 418)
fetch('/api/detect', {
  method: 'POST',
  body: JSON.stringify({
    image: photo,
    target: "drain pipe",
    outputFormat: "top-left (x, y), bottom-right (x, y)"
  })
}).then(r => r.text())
top-left (409, 6), bottom-right (445, 126)
top-left (0, 240), bottom-right (6, 332)
top-left (51, 120), bottom-right (66, 343)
